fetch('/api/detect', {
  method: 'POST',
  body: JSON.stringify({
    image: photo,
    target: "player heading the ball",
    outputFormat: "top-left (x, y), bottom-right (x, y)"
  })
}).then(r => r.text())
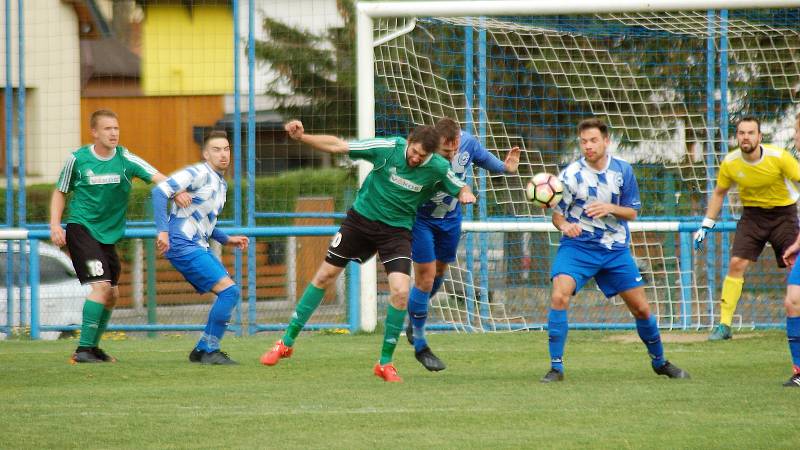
top-left (261, 120), bottom-right (475, 383)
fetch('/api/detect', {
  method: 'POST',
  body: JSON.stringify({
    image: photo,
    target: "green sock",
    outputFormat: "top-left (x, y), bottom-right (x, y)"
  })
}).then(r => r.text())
top-left (379, 304), bottom-right (406, 365)
top-left (94, 308), bottom-right (113, 347)
top-left (283, 284), bottom-right (325, 347)
top-left (78, 300), bottom-right (105, 348)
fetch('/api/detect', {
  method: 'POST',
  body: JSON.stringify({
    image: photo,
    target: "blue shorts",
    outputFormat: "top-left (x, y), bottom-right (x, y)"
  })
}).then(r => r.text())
top-left (411, 216), bottom-right (462, 264)
top-left (788, 261), bottom-right (800, 285)
top-left (551, 242), bottom-right (643, 298)
top-left (167, 248), bottom-right (229, 294)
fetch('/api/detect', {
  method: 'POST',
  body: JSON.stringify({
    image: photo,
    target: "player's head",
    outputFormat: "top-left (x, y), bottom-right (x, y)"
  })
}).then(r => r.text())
top-left (435, 117), bottom-right (461, 161)
top-left (202, 130), bottom-right (231, 173)
top-left (736, 116), bottom-right (762, 154)
top-left (90, 109), bottom-right (120, 151)
top-left (577, 117), bottom-right (610, 166)
top-left (406, 125), bottom-right (439, 167)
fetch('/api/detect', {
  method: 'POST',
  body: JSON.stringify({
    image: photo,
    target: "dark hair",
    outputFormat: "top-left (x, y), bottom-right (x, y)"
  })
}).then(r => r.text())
top-left (737, 116), bottom-right (761, 133)
top-left (407, 125), bottom-right (440, 154)
top-left (577, 117), bottom-right (608, 137)
top-left (435, 117), bottom-right (461, 142)
top-left (203, 130), bottom-right (229, 148)
top-left (90, 109), bottom-right (118, 129)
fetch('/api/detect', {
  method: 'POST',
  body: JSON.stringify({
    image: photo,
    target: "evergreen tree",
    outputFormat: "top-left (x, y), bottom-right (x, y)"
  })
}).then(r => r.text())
top-left (254, 0), bottom-right (355, 138)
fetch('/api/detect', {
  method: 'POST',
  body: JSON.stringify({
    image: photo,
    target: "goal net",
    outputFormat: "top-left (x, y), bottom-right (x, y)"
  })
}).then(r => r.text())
top-left (363, 3), bottom-right (800, 330)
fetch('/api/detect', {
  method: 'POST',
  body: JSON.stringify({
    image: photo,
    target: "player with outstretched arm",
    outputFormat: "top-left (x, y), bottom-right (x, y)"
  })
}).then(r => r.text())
top-left (261, 120), bottom-right (475, 382)
top-left (406, 117), bottom-right (520, 371)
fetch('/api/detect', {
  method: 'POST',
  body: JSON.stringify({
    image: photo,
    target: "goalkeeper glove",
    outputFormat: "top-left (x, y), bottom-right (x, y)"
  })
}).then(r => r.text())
top-left (693, 217), bottom-right (715, 250)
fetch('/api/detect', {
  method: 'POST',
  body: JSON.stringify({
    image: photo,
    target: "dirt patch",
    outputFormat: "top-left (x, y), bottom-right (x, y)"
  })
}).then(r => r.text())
top-left (605, 332), bottom-right (765, 344)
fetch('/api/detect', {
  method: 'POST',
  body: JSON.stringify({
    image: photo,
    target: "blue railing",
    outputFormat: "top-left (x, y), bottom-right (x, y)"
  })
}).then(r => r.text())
top-left (7, 226), bottom-right (359, 339)
top-left (2, 220), bottom-right (743, 339)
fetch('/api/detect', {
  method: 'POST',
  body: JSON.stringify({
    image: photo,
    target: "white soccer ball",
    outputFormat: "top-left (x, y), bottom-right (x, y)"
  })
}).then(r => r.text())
top-left (525, 172), bottom-right (564, 208)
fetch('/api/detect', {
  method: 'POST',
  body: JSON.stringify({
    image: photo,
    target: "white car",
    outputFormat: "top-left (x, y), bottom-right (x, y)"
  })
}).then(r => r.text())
top-left (0, 241), bottom-right (90, 340)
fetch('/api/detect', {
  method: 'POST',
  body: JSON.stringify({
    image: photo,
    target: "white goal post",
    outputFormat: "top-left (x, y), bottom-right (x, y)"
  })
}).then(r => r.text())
top-left (354, 0), bottom-right (800, 332)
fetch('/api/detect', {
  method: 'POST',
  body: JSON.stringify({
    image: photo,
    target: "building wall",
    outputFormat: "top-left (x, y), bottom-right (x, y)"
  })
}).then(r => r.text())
top-left (80, 96), bottom-right (225, 175)
top-left (0, 0), bottom-right (81, 182)
top-left (0, 0), bottom-right (344, 182)
top-left (142, 5), bottom-right (233, 96)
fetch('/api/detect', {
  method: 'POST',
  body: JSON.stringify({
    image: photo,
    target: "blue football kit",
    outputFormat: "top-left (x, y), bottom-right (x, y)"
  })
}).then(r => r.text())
top-left (551, 155), bottom-right (643, 297)
top-left (411, 131), bottom-right (506, 263)
top-left (153, 161), bottom-right (238, 356)
top-left (407, 131), bottom-right (507, 356)
top-left (544, 153), bottom-right (674, 378)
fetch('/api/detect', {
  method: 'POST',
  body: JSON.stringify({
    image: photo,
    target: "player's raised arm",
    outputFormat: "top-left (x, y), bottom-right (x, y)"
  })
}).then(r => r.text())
top-left (504, 147), bottom-right (521, 173)
top-left (285, 120), bottom-right (349, 154)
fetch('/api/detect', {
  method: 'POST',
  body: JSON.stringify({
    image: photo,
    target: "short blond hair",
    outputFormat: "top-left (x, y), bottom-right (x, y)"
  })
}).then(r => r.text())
top-left (90, 109), bottom-right (118, 129)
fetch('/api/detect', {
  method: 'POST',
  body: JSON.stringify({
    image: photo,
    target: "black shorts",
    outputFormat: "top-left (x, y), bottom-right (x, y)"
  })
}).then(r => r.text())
top-left (65, 223), bottom-right (122, 285)
top-left (732, 204), bottom-right (799, 268)
top-left (325, 209), bottom-right (413, 275)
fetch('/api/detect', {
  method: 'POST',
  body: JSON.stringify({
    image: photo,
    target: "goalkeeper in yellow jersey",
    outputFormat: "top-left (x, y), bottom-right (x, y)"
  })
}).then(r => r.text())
top-left (694, 116), bottom-right (800, 341)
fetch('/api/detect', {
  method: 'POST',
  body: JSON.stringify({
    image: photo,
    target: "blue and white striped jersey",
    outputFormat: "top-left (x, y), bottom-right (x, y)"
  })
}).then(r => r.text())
top-left (553, 155), bottom-right (641, 251)
top-left (416, 131), bottom-right (506, 220)
top-left (154, 162), bottom-right (228, 258)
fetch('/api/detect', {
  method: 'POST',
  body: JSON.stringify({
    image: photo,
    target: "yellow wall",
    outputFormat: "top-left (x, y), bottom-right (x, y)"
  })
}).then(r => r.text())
top-left (142, 6), bottom-right (233, 96)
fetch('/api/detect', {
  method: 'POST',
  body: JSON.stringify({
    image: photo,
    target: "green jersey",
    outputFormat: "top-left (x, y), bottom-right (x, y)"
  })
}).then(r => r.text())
top-left (349, 137), bottom-right (465, 230)
top-left (55, 145), bottom-right (158, 244)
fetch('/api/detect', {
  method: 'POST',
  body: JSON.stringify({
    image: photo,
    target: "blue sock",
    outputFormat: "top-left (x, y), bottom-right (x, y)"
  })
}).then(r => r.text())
top-left (547, 308), bottom-right (568, 373)
top-left (636, 316), bottom-right (666, 368)
top-left (430, 276), bottom-right (445, 297)
top-left (408, 286), bottom-right (431, 353)
top-left (787, 316), bottom-right (800, 370)
top-left (196, 285), bottom-right (239, 353)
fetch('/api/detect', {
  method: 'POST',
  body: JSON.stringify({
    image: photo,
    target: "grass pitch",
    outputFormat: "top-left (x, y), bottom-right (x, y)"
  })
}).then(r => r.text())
top-left (1, 330), bottom-right (799, 449)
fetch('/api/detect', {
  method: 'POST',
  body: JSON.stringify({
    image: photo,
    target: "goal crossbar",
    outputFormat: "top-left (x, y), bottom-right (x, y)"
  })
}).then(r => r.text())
top-left (357, 1), bottom-right (800, 18)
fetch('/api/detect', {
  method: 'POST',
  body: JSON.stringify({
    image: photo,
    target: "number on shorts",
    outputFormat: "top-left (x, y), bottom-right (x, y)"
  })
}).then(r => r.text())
top-left (86, 259), bottom-right (104, 277)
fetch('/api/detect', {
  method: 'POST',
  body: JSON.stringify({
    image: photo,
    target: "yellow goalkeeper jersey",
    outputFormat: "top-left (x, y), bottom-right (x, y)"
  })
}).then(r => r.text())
top-left (717, 143), bottom-right (800, 208)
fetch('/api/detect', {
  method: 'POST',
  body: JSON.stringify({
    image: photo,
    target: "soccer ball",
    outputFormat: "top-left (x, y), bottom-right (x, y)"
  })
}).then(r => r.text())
top-left (525, 172), bottom-right (563, 208)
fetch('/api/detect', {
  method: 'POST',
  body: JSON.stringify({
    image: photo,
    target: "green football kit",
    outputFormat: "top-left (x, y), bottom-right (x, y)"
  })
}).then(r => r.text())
top-left (56, 145), bottom-right (157, 244)
top-left (278, 136), bottom-right (467, 368)
top-left (349, 137), bottom-right (465, 230)
top-left (56, 144), bottom-right (158, 353)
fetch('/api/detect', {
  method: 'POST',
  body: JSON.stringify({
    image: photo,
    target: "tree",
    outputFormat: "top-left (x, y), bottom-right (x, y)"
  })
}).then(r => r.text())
top-left (253, 0), bottom-right (355, 138)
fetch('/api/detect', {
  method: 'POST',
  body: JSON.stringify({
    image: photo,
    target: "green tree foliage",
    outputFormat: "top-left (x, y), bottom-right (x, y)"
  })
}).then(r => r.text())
top-left (253, 0), bottom-right (355, 138)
